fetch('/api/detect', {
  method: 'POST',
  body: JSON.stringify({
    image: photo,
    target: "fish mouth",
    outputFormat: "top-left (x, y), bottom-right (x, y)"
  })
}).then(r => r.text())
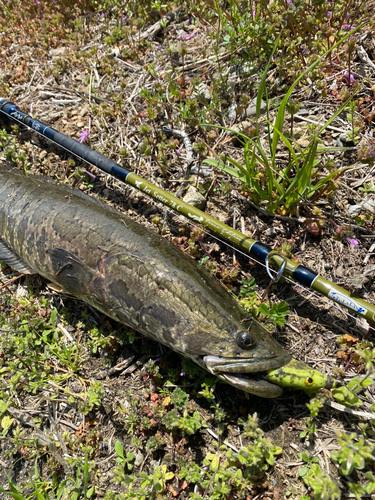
top-left (202, 351), bottom-right (292, 398)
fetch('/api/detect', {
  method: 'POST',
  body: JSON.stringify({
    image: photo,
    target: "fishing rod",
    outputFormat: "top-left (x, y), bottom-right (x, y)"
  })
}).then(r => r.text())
top-left (0, 97), bottom-right (374, 330)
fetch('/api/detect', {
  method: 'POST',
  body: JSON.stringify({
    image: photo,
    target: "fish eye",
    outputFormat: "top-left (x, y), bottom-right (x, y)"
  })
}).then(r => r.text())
top-left (305, 377), bottom-right (314, 386)
top-left (237, 332), bottom-right (254, 349)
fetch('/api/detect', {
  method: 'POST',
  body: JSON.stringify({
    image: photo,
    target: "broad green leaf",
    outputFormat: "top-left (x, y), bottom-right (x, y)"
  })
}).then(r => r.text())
top-left (332, 386), bottom-right (361, 406)
top-left (115, 440), bottom-right (124, 458)
top-left (210, 454), bottom-right (220, 472)
top-left (360, 377), bottom-right (375, 388)
top-left (1, 415), bottom-right (13, 431)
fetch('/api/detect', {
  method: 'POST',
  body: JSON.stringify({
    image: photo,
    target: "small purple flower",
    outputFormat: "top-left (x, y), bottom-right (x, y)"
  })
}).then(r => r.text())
top-left (287, 0), bottom-right (295, 7)
top-left (176, 148), bottom-right (181, 155)
top-left (100, 12), bottom-right (105, 19)
top-left (78, 129), bottom-right (89, 143)
top-left (35, 0), bottom-right (40, 5)
top-left (343, 24), bottom-right (355, 30)
top-left (84, 170), bottom-right (96, 179)
top-left (346, 237), bottom-right (359, 249)
top-left (344, 71), bottom-right (355, 83)
top-left (357, 144), bottom-right (375, 163)
top-left (327, 11), bottom-right (332, 18)
top-left (181, 29), bottom-right (198, 40)
top-left (184, 17), bottom-right (192, 24)
top-left (252, 9), bottom-right (256, 18)
top-left (153, 45), bottom-right (160, 50)
top-left (29, 104), bottom-right (33, 115)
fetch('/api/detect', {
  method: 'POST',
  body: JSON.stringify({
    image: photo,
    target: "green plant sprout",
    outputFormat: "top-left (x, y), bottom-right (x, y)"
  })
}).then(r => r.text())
top-left (115, 440), bottom-right (135, 471)
top-left (332, 343), bottom-right (375, 406)
top-left (345, 100), bottom-right (362, 144)
top-left (300, 397), bottom-right (324, 440)
top-left (358, 182), bottom-right (375, 193)
top-left (0, 455), bottom-right (95, 500)
top-left (0, 128), bottom-right (30, 171)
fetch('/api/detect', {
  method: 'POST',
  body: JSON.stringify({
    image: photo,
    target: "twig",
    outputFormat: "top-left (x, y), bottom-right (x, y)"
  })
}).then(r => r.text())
top-left (324, 400), bottom-right (375, 420)
top-left (206, 427), bottom-right (239, 452)
top-left (94, 355), bottom-right (135, 379)
top-left (0, 274), bottom-right (25, 291)
top-left (139, 9), bottom-right (179, 40)
top-left (294, 114), bottom-right (348, 133)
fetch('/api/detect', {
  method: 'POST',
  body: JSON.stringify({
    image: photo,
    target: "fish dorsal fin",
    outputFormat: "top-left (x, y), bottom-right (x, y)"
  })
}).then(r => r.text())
top-left (0, 238), bottom-right (36, 274)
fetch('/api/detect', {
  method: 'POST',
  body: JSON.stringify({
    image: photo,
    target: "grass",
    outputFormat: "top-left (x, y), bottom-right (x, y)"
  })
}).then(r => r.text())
top-left (0, 0), bottom-right (374, 498)
top-left (202, 28), bottom-right (364, 214)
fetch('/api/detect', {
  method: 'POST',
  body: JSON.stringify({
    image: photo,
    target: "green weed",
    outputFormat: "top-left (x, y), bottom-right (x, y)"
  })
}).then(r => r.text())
top-left (0, 454), bottom-right (95, 500)
top-left (298, 451), bottom-right (341, 500)
top-left (332, 341), bottom-right (375, 406)
top-left (203, 28), bottom-right (363, 213)
top-left (300, 397), bottom-right (324, 440)
top-left (115, 440), bottom-right (135, 471)
top-left (0, 128), bottom-right (31, 171)
top-left (238, 278), bottom-right (290, 326)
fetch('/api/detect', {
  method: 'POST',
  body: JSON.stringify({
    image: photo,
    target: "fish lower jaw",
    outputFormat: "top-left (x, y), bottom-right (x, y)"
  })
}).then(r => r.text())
top-left (200, 353), bottom-right (291, 398)
top-left (194, 357), bottom-right (283, 398)
top-left (217, 373), bottom-right (283, 398)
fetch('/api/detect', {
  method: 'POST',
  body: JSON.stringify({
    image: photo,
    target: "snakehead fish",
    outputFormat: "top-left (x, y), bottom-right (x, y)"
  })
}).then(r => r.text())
top-left (0, 167), bottom-right (296, 397)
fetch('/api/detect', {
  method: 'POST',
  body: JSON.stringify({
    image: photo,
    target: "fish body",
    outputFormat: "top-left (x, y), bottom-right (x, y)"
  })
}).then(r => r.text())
top-left (0, 167), bottom-right (293, 396)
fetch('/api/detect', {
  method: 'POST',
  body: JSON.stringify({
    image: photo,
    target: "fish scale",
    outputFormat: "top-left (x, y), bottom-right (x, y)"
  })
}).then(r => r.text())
top-left (0, 166), bottom-right (293, 397)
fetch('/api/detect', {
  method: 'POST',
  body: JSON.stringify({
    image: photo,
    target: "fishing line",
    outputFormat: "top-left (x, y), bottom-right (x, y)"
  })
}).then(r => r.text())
top-left (148, 197), bottom-right (374, 334)
top-left (0, 106), bottom-right (288, 279)
top-left (1, 98), bottom-right (375, 335)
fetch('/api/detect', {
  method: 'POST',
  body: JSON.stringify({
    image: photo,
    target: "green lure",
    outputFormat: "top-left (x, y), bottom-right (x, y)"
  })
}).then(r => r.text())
top-left (264, 359), bottom-right (333, 393)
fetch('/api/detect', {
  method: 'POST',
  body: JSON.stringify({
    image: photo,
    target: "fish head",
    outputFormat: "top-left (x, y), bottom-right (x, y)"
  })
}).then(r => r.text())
top-left (191, 318), bottom-right (292, 398)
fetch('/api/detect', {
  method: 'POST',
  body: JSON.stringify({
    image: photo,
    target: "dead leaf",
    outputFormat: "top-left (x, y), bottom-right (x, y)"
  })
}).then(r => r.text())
top-left (168, 484), bottom-right (179, 497)
top-left (351, 352), bottom-right (364, 365)
top-left (342, 333), bottom-right (359, 345)
top-left (337, 351), bottom-right (348, 361)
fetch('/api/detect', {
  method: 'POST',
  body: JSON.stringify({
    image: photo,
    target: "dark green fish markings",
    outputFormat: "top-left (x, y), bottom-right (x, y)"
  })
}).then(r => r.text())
top-left (0, 167), bottom-right (330, 397)
top-left (264, 359), bottom-right (333, 393)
